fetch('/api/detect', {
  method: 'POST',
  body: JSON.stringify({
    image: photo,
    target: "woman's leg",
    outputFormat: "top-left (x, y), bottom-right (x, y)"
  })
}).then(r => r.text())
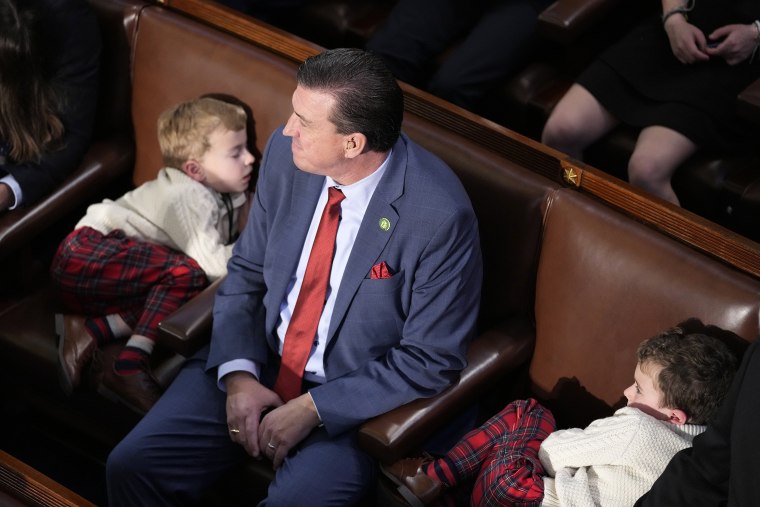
top-left (541, 84), bottom-right (619, 159)
top-left (627, 126), bottom-right (698, 206)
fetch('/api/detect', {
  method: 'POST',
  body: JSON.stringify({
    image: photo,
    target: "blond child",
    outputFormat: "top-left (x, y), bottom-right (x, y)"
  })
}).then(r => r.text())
top-left (50, 97), bottom-right (255, 413)
top-left (384, 324), bottom-right (738, 507)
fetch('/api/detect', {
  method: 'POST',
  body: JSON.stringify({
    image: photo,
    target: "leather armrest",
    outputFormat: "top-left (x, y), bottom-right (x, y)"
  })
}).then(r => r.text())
top-left (537, 0), bottom-right (620, 44)
top-left (737, 77), bottom-right (760, 125)
top-left (0, 137), bottom-right (134, 261)
top-left (157, 277), bottom-right (224, 357)
top-left (357, 318), bottom-right (535, 464)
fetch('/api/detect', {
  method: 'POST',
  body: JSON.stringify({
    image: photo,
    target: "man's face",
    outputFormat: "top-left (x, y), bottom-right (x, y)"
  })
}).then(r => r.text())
top-left (196, 127), bottom-right (255, 194)
top-left (623, 361), bottom-right (675, 421)
top-left (282, 86), bottom-right (349, 177)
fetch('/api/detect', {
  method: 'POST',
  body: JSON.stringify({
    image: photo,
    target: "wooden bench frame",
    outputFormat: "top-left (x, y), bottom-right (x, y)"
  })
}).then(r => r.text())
top-left (0, 451), bottom-right (96, 507)
top-left (157, 0), bottom-right (760, 279)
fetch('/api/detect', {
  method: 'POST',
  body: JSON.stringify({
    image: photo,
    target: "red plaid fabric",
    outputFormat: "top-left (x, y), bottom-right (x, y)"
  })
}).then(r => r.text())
top-left (427, 398), bottom-right (556, 507)
top-left (50, 227), bottom-right (209, 341)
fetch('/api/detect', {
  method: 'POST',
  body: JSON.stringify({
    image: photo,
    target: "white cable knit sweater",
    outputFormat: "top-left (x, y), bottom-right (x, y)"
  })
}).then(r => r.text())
top-left (539, 406), bottom-right (705, 507)
top-left (75, 167), bottom-right (246, 281)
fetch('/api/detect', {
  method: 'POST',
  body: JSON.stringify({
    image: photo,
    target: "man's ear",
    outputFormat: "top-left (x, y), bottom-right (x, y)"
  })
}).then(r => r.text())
top-left (182, 159), bottom-right (206, 182)
top-left (668, 408), bottom-right (689, 425)
top-left (343, 133), bottom-right (366, 159)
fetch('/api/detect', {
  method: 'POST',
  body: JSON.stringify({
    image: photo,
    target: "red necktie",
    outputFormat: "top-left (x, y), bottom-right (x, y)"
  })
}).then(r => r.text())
top-left (273, 186), bottom-right (345, 401)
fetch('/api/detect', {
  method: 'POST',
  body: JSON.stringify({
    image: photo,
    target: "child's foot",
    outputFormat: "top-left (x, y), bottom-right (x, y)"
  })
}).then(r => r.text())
top-left (54, 314), bottom-right (97, 395)
top-left (380, 456), bottom-right (444, 507)
top-left (100, 353), bottom-right (163, 414)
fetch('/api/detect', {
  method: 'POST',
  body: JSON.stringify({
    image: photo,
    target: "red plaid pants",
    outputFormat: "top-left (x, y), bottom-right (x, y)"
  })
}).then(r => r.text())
top-left (427, 398), bottom-right (556, 507)
top-left (50, 227), bottom-right (209, 341)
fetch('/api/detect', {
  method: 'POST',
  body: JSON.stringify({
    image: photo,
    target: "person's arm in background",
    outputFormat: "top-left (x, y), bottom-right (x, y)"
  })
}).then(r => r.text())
top-left (2, 0), bottom-right (101, 210)
top-left (661, 0), bottom-right (710, 64)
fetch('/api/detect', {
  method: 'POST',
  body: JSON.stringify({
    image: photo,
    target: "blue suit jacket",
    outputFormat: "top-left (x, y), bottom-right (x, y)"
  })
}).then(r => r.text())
top-left (207, 127), bottom-right (482, 436)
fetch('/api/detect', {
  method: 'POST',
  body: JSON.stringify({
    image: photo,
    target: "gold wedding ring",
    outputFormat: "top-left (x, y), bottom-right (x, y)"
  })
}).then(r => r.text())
top-left (267, 442), bottom-right (276, 450)
top-left (229, 428), bottom-right (240, 434)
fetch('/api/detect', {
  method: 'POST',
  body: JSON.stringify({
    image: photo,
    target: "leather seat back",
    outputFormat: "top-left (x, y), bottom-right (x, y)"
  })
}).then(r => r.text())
top-left (403, 112), bottom-right (559, 329)
top-left (88, 0), bottom-right (144, 139)
top-left (130, 6), bottom-right (305, 186)
top-left (531, 189), bottom-right (760, 428)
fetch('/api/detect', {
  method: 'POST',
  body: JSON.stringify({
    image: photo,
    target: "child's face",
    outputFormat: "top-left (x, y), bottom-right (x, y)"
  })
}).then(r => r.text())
top-left (623, 361), bottom-right (676, 422)
top-left (196, 127), bottom-right (254, 193)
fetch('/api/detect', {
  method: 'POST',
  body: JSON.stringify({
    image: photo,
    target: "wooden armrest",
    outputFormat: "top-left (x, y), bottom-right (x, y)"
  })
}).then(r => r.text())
top-left (737, 77), bottom-right (760, 125)
top-left (0, 450), bottom-right (96, 507)
top-left (357, 318), bottom-right (535, 464)
top-left (537, 0), bottom-right (620, 44)
top-left (0, 138), bottom-right (134, 261)
top-left (157, 277), bottom-right (224, 357)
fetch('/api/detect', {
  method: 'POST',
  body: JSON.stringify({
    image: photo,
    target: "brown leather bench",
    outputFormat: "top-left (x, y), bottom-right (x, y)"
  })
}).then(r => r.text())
top-left (255, 0), bottom-right (760, 244)
top-left (0, 0), bottom-right (558, 501)
top-left (148, 5), bottom-right (760, 504)
top-left (358, 187), bottom-right (760, 469)
top-left (0, 0), bottom-right (554, 502)
top-left (0, 1), bottom-right (758, 506)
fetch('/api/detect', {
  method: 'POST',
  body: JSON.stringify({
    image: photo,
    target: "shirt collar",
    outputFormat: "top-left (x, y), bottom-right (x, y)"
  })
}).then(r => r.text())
top-left (326, 149), bottom-right (391, 204)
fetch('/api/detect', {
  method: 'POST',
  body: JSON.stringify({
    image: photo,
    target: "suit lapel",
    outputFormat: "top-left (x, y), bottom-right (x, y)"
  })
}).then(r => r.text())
top-left (327, 137), bottom-right (407, 340)
top-left (266, 170), bottom-right (324, 333)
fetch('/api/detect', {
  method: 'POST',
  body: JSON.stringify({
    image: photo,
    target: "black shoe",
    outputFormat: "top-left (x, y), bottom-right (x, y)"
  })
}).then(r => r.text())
top-left (380, 456), bottom-right (444, 507)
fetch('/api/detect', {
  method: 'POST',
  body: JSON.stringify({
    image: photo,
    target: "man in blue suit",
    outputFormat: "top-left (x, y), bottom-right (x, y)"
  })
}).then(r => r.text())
top-left (107, 48), bottom-right (482, 506)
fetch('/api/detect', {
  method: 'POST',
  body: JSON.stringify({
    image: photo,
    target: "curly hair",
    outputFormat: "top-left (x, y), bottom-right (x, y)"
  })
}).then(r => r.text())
top-left (637, 322), bottom-right (739, 425)
top-left (157, 97), bottom-right (248, 170)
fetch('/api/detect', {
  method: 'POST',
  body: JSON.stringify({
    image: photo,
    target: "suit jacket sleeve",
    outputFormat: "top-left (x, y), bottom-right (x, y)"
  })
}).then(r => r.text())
top-left (635, 340), bottom-right (760, 506)
top-left (205, 134), bottom-right (276, 370)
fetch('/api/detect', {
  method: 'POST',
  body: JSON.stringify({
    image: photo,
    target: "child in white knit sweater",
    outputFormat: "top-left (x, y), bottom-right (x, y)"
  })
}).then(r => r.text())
top-left (50, 96), bottom-right (255, 413)
top-left (383, 323), bottom-right (739, 507)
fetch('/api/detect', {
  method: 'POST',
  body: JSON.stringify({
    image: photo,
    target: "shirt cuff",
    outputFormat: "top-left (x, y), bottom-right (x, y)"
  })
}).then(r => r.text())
top-left (306, 391), bottom-right (323, 425)
top-left (0, 174), bottom-right (22, 210)
top-left (217, 359), bottom-right (260, 391)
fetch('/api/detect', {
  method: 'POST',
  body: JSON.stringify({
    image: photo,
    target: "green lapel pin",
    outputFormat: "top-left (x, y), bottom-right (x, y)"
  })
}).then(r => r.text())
top-left (378, 217), bottom-right (391, 231)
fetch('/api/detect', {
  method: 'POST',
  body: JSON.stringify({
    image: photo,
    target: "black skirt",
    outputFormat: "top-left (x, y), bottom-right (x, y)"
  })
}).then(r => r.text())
top-left (577, 4), bottom-right (760, 155)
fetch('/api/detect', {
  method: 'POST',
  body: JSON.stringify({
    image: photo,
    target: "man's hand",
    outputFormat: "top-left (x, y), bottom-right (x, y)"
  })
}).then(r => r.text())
top-left (0, 183), bottom-right (14, 212)
top-left (258, 393), bottom-right (321, 469)
top-left (664, 15), bottom-right (710, 64)
top-left (705, 24), bottom-right (758, 65)
top-left (224, 372), bottom-right (283, 458)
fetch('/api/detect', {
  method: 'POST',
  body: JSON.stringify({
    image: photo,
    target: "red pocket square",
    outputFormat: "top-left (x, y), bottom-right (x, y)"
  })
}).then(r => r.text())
top-left (370, 261), bottom-right (393, 279)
